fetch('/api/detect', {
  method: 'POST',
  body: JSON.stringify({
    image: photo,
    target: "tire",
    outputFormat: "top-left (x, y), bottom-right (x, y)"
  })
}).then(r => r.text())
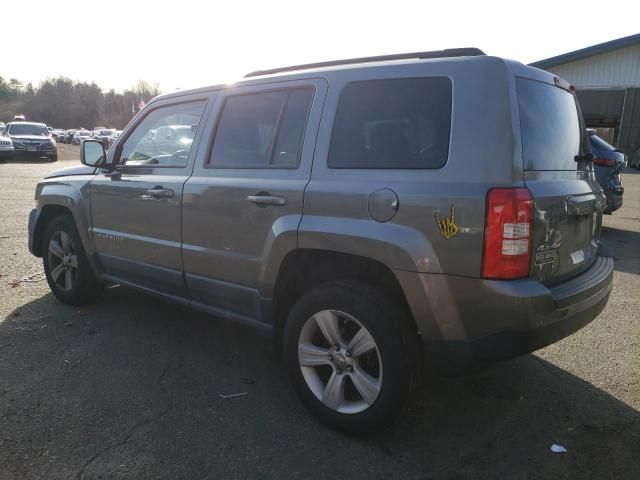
top-left (42, 215), bottom-right (103, 305)
top-left (49, 153), bottom-right (58, 162)
top-left (283, 280), bottom-right (419, 435)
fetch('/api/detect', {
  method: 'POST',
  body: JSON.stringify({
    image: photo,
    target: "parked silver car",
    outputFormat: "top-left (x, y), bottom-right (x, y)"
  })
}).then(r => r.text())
top-left (72, 130), bottom-right (91, 145)
top-left (6, 121), bottom-right (57, 162)
top-left (27, 49), bottom-right (613, 434)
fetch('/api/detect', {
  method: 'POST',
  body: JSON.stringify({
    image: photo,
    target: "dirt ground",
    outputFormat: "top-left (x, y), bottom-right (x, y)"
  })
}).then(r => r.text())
top-left (0, 144), bottom-right (638, 479)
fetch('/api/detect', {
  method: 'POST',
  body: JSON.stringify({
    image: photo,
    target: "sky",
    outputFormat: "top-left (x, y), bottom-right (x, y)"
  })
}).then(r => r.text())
top-left (2, 0), bottom-right (638, 94)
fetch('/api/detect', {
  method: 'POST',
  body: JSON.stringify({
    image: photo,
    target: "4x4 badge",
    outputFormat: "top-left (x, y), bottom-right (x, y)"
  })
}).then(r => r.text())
top-left (435, 206), bottom-right (459, 240)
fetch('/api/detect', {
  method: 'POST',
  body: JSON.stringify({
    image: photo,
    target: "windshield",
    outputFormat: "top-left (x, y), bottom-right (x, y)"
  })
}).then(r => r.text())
top-left (98, 130), bottom-right (115, 135)
top-left (77, 131), bottom-right (90, 137)
top-left (9, 124), bottom-right (49, 136)
top-left (517, 77), bottom-right (581, 171)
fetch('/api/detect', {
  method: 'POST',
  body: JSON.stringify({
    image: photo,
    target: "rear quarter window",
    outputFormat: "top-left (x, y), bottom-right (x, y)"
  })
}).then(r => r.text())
top-left (517, 77), bottom-right (581, 171)
top-left (328, 77), bottom-right (452, 169)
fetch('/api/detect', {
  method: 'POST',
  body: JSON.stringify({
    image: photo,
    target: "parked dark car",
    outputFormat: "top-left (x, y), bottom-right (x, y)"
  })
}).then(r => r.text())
top-left (6, 121), bottom-right (57, 162)
top-left (588, 129), bottom-right (624, 213)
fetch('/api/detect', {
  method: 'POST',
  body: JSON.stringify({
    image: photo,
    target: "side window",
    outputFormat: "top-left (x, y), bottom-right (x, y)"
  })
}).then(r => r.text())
top-left (120, 100), bottom-right (207, 167)
top-left (210, 87), bottom-right (313, 169)
top-left (328, 78), bottom-right (452, 169)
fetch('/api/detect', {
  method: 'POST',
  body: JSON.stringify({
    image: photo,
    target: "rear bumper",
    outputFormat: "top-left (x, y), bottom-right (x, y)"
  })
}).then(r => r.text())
top-left (395, 251), bottom-right (614, 373)
top-left (426, 291), bottom-right (609, 373)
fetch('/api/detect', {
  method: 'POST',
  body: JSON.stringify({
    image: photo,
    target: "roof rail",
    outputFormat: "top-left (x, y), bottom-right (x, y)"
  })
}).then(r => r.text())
top-left (244, 48), bottom-right (486, 78)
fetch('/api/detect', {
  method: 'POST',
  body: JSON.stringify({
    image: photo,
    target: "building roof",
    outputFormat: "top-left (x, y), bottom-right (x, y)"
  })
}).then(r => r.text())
top-left (530, 33), bottom-right (640, 69)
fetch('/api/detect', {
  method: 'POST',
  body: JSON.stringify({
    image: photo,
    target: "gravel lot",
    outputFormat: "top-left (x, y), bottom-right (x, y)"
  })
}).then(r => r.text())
top-left (1, 144), bottom-right (638, 479)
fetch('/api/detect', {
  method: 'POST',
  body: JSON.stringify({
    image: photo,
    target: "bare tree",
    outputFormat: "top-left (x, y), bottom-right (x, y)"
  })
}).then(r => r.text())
top-left (0, 77), bottom-right (162, 129)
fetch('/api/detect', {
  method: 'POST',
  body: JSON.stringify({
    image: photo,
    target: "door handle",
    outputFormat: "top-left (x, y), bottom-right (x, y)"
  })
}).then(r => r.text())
top-left (146, 188), bottom-right (175, 198)
top-left (247, 193), bottom-right (287, 206)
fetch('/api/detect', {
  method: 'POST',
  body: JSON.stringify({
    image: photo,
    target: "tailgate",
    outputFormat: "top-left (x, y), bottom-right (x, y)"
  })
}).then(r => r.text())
top-left (516, 76), bottom-right (606, 285)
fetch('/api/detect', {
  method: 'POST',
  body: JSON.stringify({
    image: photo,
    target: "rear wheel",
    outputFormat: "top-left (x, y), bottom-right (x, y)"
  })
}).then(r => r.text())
top-left (42, 215), bottom-right (102, 305)
top-left (283, 281), bottom-right (418, 435)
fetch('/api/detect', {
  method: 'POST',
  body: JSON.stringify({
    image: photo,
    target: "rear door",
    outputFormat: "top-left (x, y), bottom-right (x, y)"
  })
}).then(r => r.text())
top-left (181, 79), bottom-right (326, 322)
top-left (517, 76), bottom-right (605, 285)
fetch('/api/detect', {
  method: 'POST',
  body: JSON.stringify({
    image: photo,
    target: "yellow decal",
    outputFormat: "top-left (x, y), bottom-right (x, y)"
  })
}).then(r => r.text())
top-left (435, 206), bottom-right (459, 240)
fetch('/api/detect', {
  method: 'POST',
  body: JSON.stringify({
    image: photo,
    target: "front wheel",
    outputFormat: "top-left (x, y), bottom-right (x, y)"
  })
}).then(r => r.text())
top-left (49, 153), bottom-right (58, 162)
top-left (283, 281), bottom-right (418, 435)
top-left (42, 215), bottom-right (103, 305)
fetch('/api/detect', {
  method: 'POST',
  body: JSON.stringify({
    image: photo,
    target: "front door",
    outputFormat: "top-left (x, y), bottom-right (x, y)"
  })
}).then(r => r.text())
top-left (182, 80), bottom-right (327, 322)
top-left (90, 96), bottom-right (210, 296)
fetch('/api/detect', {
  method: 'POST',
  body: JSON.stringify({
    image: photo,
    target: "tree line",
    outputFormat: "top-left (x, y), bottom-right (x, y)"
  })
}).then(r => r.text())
top-left (0, 77), bottom-right (161, 129)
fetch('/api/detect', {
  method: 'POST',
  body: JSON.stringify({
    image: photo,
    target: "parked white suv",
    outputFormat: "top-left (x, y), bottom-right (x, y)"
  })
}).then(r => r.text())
top-left (0, 133), bottom-right (14, 161)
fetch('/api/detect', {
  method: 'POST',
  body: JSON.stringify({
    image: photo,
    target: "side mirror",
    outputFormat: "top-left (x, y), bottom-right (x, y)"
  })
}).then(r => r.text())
top-left (81, 139), bottom-right (106, 167)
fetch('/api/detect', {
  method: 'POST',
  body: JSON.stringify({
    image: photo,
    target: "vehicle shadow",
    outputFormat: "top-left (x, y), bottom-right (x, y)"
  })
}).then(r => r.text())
top-left (1, 288), bottom-right (638, 479)
top-left (601, 226), bottom-right (640, 275)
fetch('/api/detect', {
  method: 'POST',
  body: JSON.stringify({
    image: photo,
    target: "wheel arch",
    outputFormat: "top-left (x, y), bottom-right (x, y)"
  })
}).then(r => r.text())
top-left (271, 249), bottom-right (423, 360)
top-left (31, 184), bottom-right (102, 277)
top-left (32, 204), bottom-right (75, 257)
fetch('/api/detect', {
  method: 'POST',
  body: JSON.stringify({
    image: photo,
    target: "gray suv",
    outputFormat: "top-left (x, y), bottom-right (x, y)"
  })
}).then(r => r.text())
top-left (28, 49), bottom-right (613, 434)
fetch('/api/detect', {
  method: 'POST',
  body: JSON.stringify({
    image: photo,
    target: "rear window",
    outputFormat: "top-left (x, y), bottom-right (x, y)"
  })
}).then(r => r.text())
top-left (517, 77), bottom-right (581, 171)
top-left (328, 78), bottom-right (452, 169)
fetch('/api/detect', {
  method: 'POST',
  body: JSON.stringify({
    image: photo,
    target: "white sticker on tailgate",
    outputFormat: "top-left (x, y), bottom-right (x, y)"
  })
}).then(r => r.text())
top-left (570, 249), bottom-right (585, 265)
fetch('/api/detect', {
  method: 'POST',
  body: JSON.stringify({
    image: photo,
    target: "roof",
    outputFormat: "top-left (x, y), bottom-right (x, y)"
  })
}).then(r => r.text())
top-left (153, 51), bottom-right (498, 103)
top-left (530, 33), bottom-right (640, 69)
top-left (245, 48), bottom-right (485, 77)
top-left (7, 121), bottom-right (46, 127)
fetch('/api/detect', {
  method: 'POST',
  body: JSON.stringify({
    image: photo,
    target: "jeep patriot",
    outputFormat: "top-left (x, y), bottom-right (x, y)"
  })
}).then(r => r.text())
top-left (28, 48), bottom-right (613, 434)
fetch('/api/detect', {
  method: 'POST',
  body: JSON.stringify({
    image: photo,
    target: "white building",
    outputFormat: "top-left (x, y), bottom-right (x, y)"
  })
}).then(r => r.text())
top-left (531, 33), bottom-right (640, 156)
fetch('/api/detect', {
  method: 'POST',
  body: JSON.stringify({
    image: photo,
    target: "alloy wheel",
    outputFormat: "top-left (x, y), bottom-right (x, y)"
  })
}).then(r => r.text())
top-left (47, 231), bottom-right (78, 293)
top-left (297, 310), bottom-right (383, 414)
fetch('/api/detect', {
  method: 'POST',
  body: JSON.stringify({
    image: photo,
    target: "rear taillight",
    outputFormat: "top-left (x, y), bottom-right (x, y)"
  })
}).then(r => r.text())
top-left (592, 157), bottom-right (617, 167)
top-left (482, 188), bottom-right (533, 280)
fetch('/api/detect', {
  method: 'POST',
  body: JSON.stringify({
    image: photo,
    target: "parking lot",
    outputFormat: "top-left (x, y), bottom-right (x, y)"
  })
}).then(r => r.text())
top-left (0, 144), bottom-right (638, 479)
